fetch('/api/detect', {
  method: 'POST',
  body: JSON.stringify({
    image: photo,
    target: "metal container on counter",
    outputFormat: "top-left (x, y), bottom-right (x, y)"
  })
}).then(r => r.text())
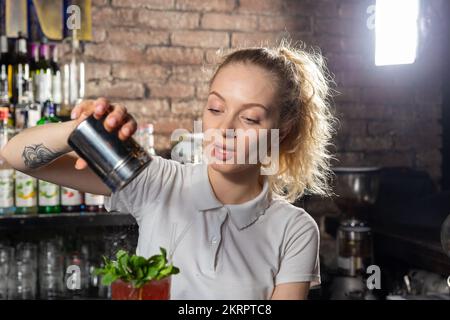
top-left (67, 114), bottom-right (152, 192)
top-left (337, 219), bottom-right (373, 277)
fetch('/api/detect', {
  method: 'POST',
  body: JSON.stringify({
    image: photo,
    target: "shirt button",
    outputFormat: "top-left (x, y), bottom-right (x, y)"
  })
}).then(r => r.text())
top-left (211, 237), bottom-right (218, 244)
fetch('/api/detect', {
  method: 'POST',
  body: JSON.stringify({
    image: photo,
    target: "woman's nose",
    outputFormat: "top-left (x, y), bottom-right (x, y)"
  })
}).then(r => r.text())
top-left (218, 117), bottom-right (236, 138)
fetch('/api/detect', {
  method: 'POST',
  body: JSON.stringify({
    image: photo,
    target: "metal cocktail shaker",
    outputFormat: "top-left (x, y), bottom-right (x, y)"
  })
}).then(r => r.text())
top-left (67, 114), bottom-right (152, 192)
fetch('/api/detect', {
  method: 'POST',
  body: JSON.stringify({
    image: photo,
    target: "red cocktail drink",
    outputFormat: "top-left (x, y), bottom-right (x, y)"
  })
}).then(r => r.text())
top-left (111, 277), bottom-right (171, 300)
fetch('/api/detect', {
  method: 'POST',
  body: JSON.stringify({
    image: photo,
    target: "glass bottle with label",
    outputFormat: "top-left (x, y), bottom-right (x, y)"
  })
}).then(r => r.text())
top-left (13, 66), bottom-right (39, 215)
top-left (61, 187), bottom-right (83, 213)
top-left (61, 29), bottom-right (85, 112)
top-left (12, 32), bottom-right (30, 126)
top-left (49, 45), bottom-right (63, 118)
top-left (36, 103), bottom-right (61, 214)
top-left (0, 107), bottom-right (14, 215)
top-left (84, 193), bottom-right (105, 213)
top-left (15, 170), bottom-right (37, 214)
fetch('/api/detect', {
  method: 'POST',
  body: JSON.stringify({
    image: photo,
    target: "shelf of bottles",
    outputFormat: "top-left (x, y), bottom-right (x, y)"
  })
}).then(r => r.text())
top-left (0, 32), bottom-right (157, 219)
top-left (0, 32), bottom-right (157, 299)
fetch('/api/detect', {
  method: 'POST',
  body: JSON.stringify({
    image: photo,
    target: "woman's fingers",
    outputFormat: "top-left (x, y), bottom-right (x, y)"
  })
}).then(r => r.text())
top-left (93, 97), bottom-right (111, 120)
top-left (118, 115), bottom-right (138, 141)
top-left (71, 99), bottom-right (93, 120)
top-left (74, 158), bottom-right (88, 170)
top-left (104, 104), bottom-right (127, 132)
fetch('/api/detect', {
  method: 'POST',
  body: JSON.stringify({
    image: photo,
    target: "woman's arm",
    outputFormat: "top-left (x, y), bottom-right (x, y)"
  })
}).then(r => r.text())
top-left (271, 282), bottom-right (310, 300)
top-left (0, 98), bottom-right (137, 196)
top-left (0, 119), bottom-right (111, 195)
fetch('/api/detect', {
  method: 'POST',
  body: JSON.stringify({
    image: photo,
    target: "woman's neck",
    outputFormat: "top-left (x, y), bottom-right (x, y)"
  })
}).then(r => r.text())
top-left (207, 165), bottom-right (263, 205)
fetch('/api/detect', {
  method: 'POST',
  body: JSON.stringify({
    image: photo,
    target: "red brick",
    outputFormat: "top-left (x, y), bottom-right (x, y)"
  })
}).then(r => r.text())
top-left (115, 99), bottom-right (171, 119)
top-left (107, 28), bottom-right (169, 46)
top-left (86, 81), bottom-right (145, 99)
top-left (333, 87), bottom-right (361, 103)
top-left (153, 117), bottom-right (194, 134)
top-left (361, 87), bottom-right (415, 105)
top-left (92, 28), bottom-right (107, 42)
top-left (367, 121), bottom-right (396, 136)
top-left (231, 32), bottom-right (280, 47)
top-left (238, 0), bottom-right (284, 14)
top-left (85, 43), bottom-right (144, 62)
top-left (284, 0), bottom-right (315, 16)
top-left (416, 150), bottom-right (442, 169)
top-left (148, 82), bottom-right (195, 99)
top-left (413, 103), bottom-right (441, 120)
top-left (112, 64), bottom-right (170, 82)
top-left (364, 152), bottom-right (415, 167)
top-left (171, 65), bottom-right (211, 84)
top-left (315, 18), bottom-right (361, 37)
top-left (345, 136), bottom-right (393, 152)
top-left (204, 48), bottom-right (226, 65)
top-left (339, 2), bottom-right (371, 19)
top-left (171, 31), bottom-right (229, 48)
top-left (337, 119), bottom-right (367, 136)
top-left (171, 99), bottom-right (205, 115)
top-left (92, 0), bottom-right (108, 6)
top-left (393, 134), bottom-right (441, 151)
top-left (196, 83), bottom-right (211, 99)
top-left (85, 63), bottom-right (111, 81)
top-left (154, 134), bottom-right (171, 151)
top-left (415, 88), bottom-right (443, 105)
top-left (137, 10), bottom-right (199, 29)
top-left (258, 16), bottom-right (311, 32)
top-left (176, 0), bottom-right (235, 12)
top-left (314, 1), bottom-right (339, 17)
top-left (145, 47), bottom-right (204, 65)
top-left (202, 13), bottom-right (258, 31)
top-left (326, 53), bottom-right (365, 71)
top-left (332, 152), bottom-right (364, 167)
top-left (92, 7), bottom-right (136, 26)
top-left (111, 0), bottom-right (174, 10)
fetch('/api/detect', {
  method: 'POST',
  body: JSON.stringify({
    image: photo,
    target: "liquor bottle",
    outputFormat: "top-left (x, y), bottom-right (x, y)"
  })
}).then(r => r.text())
top-left (61, 29), bottom-right (85, 112)
top-left (61, 187), bottom-right (83, 212)
top-left (84, 193), bottom-right (105, 213)
top-left (13, 67), bottom-right (39, 215)
top-left (0, 35), bottom-right (13, 128)
top-left (29, 43), bottom-right (40, 106)
top-left (0, 107), bottom-right (14, 215)
top-left (50, 45), bottom-right (64, 119)
top-left (1, 35), bottom-right (14, 103)
top-left (14, 170), bottom-right (38, 215)
top-left (12, 32), bottom-right (30, 118)
top-left (143, 124), bottom-right (156, 156)
top-left (36, 103), bottom-right (61, 213)
top-left (0, 48), bottom-right (11, 127)
top-left (37, 42), bottom-right (53, 111)
top-left (15, 57), bottom-right (42, 131)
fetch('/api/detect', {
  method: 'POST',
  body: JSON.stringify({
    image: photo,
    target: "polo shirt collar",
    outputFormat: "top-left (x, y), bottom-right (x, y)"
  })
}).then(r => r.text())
top-left (191, 164), bottom-right (271, 230)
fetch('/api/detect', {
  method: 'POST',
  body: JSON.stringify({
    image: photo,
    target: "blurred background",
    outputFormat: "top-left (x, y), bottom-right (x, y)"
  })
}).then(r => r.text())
top-left (0, 0), bottom-right (449, 300)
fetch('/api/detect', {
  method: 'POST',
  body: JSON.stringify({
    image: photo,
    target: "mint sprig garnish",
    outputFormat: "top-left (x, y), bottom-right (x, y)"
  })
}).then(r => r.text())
top-left (95, 248), bottom-right (180, 289)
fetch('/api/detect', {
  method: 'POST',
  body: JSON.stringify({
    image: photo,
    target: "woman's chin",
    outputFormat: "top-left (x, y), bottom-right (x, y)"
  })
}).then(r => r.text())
top-left (209, 162), bottom-right (256, 175)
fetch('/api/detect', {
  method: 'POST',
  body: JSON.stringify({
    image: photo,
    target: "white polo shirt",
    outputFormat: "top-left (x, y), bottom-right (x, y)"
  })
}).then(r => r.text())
top-left (105, 156), bottom-right (320, 300)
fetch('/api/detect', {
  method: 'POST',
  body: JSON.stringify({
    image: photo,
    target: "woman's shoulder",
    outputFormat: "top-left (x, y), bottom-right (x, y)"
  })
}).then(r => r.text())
top-left (267, 197), bottom-right (319, 235)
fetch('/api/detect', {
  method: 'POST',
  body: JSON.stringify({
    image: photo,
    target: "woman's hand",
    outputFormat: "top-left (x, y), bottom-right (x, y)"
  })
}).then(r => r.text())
top-left (70, 97), bottom-right (138, 170)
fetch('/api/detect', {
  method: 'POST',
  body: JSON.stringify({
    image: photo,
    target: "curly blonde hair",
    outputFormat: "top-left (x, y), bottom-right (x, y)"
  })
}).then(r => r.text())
top-left (210, 40), bottom-right (337, 202)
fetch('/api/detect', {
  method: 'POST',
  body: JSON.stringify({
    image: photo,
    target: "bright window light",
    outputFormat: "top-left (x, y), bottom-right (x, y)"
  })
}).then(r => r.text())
top-left (375, 0), bottom-right (420, 66)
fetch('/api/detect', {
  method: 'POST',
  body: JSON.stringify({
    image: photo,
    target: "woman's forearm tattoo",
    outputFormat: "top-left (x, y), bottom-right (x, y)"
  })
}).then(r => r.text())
top-left (22, 143), bottom-right (64, 169)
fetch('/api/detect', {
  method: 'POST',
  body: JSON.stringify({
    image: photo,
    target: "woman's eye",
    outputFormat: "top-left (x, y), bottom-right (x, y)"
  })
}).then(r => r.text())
top-left (242, 117), bottom-right (260, 124)
top-left (208, 108), bottom-right (221, 114)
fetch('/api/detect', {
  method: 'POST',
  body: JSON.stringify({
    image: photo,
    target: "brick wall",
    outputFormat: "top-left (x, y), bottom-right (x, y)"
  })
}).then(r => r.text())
top-left (85, 0), bottom-right (444, 186)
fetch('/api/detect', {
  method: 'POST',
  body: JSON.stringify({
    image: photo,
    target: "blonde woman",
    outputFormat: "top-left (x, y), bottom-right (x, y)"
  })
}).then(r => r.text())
top-left (1, 42), bottom-right (336, 300)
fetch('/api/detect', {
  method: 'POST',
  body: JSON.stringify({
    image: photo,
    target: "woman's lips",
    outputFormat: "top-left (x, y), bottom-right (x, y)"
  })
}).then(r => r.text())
top-left (212, 144), bottom-right (235, 161)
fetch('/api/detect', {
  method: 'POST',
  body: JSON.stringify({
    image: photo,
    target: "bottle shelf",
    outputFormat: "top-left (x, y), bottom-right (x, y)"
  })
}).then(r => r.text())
top-left (0, 211), bottom-right (136, 229)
